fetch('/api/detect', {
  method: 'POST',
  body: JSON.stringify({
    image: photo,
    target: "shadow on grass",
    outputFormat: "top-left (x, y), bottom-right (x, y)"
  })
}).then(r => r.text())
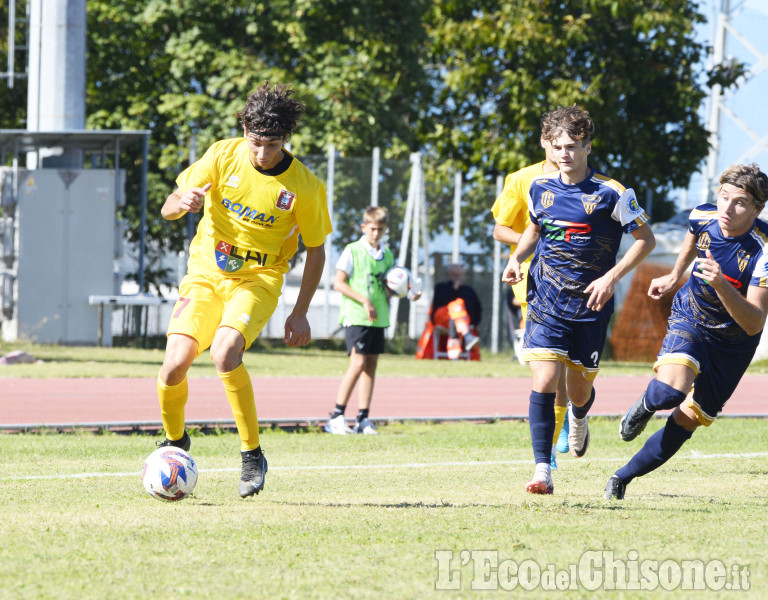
top-left (268, 499), bottom-right (489, 509)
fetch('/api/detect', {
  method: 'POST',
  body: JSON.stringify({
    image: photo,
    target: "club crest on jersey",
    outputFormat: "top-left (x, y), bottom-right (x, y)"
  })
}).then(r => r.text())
top-left (215, 240), bottom-right (268, 272)
top-left (697, 232), bottom-right (711, 251)
top-left (581, 194), bottom-right (599, 215)
top-left (226, 175), bottom-right (240, 188)
top-left (276, 189), bottom-right (295, 211)
top-left (738, 250), bottom-right (750, 272)
top-left (541, 190), bottom-right (555, 208)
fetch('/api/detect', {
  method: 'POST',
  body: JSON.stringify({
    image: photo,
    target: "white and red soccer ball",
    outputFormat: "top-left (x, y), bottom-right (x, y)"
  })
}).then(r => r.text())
top-left (142, 446), bottom-right (198, 501)
top-left (385, 266), bottom-right (412, 298)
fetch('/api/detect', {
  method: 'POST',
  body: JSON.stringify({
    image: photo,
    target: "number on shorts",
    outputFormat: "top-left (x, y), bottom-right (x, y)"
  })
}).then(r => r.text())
top-left (173, 296), bottom-right (191, 319)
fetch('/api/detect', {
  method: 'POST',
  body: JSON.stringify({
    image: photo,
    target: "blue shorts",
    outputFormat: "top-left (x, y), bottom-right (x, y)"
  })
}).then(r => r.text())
top-left (654, 317), bottom-right (756, 425)
top-left (521, 309), bottom-right (609, 381)
top-left (344, 325), bottom-right (385, 356)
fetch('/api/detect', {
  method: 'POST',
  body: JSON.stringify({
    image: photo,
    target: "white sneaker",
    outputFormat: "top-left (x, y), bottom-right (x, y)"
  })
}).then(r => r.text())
top-left (353, 417), bottom-right (378, 435)
top-left (525, 463), bottom-right (553, 494)
top-left (324, 414), bottom-right (353, 435)
top-left (463, 332), bottom-right (479, 351)
top-left (568, 404), bottom-right (590, 458)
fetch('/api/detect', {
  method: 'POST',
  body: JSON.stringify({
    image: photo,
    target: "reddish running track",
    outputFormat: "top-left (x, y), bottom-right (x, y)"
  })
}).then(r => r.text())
top-left (1, 375), bottom-right (766, 429)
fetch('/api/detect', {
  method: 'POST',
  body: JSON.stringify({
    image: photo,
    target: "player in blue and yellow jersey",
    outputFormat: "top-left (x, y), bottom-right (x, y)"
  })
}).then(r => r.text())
top-left (325, 207), bottom-right (421, 435)
top-left (503, 105), bottom-right (656, 495)
top-left (606, 163), bottom-right (768, 500)
top-left (492, 112), bottom-right (571, 467)
top-left (156, 82), bottom-right (332, 498)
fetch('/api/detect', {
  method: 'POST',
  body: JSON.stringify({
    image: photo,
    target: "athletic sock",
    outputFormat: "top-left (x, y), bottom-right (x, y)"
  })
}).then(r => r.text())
top-left (570, 387), bottom-right (595, 420)
top-left (331, 404), bottom-right (346, 419)
top-left (529, 391), bottom-right (556, 464)
top-left (552, 404), bottom-right (568, 445)
top-left (219, 363), bottom-right (260, 452)
top-left (644, 378), bottom-right (687, 411)
top-left (356, 408), bottom-right (370, 423)
top-left (157, 374), bottom-right (188, 441)
top-left (615, 415), bottom-right (694, 484)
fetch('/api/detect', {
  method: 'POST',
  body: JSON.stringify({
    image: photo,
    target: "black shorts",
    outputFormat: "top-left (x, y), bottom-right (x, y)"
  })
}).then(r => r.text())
top-left (344, 325), bottom-right (385, 355)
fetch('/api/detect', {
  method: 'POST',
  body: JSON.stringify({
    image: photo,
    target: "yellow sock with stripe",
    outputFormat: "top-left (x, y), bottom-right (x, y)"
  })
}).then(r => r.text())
top-left (219, 363), bottom-right (260, 451)
top-left (157, 375), bottom-right (188, 441)
top-left (552, 405), bottom-right (567, 445)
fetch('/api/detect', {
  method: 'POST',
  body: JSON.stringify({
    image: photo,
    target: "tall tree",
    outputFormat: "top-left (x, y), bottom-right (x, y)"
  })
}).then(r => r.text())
top-left (2, 1), bottom-right (744, 283)
top-left (422, 0), bottom-right (741, 235)
top-left (83, 0), bottom-right (430, 287)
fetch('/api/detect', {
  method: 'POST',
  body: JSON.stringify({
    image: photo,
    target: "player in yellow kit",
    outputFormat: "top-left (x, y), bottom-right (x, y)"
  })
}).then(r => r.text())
top-left (491, 111), bottom-right (570, 468)
top-left (157, 82), bottom-right (332, 498)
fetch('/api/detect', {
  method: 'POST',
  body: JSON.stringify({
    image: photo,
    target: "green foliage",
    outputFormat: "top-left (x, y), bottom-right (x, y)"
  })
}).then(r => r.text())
top-left (1, 0), bottom-right (743, 283)
top-left (78, 0), bottom-right (431, 288)
top-left (0, 340), bottom-right (668, 378)
top-left (423, 0), bottom-right (729, 226)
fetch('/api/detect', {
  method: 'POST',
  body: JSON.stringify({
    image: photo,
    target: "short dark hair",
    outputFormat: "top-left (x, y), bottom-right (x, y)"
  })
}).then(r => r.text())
top-left (541, 105), bottom-right (595, 144)
top-left (719, 163), bottom-right (768, 209)
top-left (237, 81), bottom-right (305, 137)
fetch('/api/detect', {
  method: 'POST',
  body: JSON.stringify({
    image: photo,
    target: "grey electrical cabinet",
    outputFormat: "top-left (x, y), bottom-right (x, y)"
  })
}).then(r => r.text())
top-left (1, 167), bottom-right (122, 344)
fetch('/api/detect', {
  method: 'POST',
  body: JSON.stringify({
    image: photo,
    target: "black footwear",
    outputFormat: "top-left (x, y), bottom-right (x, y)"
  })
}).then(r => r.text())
top-left (604, 475), bottom-right (627, 500)
top-left (620, 393), bottom-right (655, 442)
top-left (239, 447), bottom-right (268, 498)
top-left (157, 431), bottom-right (191, 452)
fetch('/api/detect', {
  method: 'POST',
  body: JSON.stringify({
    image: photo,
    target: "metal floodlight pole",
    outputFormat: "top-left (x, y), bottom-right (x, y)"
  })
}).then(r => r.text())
top-left (398, 153), bottom-right (418, 267)
top-left (491, 175), bottom-right (504, 354)
top-left (409, 159), bottom-right (422, 338)
top-left (389, 152), bottom-right (419, 339)
top-left (324, 144), bottom-right (336, 337)
top-left (7, 0), bottom-right (16, 89)
top-left (452, 171), bottom-right (461, 264)
top-left (420, 170), bottom-right (431, 302)
top-left (371, 146), bottom-right (380, 207)
top-left (187, 133), bottom-right (198, 243)
top-left (702, 0), bottom-right (730, 204)
top-left (138, 133), bottom-right (149, 293)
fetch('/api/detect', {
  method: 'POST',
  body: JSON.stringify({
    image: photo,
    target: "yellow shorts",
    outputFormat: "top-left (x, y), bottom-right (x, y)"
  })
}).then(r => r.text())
top-left (167, 271), bottom-right (281, 353)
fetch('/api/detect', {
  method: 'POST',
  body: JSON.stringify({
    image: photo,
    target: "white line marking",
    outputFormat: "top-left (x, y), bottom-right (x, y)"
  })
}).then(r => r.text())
top-left (3, 452), bottom-right (768, 481)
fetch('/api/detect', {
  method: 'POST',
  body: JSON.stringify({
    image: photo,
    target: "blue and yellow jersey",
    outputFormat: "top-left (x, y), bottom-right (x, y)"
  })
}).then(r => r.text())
top-left (176, 138), bottom-right (332, 278)
top-left (491, 160), bottom-right (550, 263)
top-left (670, 203), bottom-right (768, 346)
top-left (527, 168), bottom-right (648, 321)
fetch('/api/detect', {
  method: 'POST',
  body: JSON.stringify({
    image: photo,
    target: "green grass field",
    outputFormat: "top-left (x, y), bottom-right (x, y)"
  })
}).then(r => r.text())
top-left (1, 343), bottom-right (767, 598)
top-left (2, 341), bottom-right (768, 380)
top-left (2, 419), bottom-right (766, 599)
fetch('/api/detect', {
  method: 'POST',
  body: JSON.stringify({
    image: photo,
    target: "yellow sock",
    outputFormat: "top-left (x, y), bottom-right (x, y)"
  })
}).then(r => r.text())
top-left (219, 363), bottom-right (260, 451)
top-left (157, 375), bottom-right (188, 441)
top-left (553, 405), bottom-right (568, 445)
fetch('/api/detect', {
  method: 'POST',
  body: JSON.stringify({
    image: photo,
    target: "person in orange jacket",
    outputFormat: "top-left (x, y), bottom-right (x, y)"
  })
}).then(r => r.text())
top-left (430, 264), bottom-right (482, 359)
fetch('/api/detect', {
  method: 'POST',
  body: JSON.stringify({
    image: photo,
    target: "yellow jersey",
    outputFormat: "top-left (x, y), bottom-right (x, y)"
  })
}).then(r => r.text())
top-left (176, 137), bottom-right (332, 278)
top-left (491, 160), bottom-right (552, 262)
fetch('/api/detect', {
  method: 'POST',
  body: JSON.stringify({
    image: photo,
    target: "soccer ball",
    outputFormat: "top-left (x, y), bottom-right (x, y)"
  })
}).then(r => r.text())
top-left (385, 266), bottom-right (411, 298)
top-left (142, 446), bottom-right (198, 501)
